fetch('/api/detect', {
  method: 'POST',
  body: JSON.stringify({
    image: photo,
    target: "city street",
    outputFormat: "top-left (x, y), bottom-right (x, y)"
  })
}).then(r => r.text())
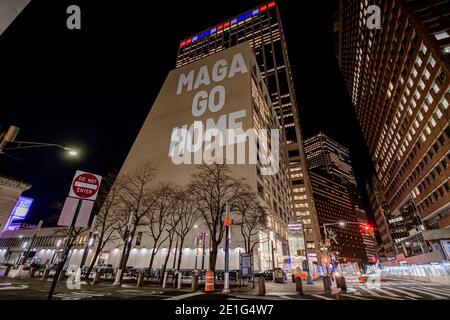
top-left (0, 277), bottom-right (449, 301)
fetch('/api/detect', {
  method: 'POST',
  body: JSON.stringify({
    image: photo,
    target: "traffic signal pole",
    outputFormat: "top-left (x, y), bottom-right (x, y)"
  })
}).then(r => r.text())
top-left (47, 199), bottom-right (82, 300)
top-left (222, 203), bottom-right (230, 294)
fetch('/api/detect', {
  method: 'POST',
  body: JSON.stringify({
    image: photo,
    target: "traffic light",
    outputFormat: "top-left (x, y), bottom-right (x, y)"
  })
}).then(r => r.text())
top-left (360, 223), bottom-right (374, 235)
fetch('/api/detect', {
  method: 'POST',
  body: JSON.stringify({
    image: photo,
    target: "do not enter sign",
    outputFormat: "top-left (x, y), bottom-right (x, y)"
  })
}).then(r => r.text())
top-left (69, 170), bottom-right (102, 201)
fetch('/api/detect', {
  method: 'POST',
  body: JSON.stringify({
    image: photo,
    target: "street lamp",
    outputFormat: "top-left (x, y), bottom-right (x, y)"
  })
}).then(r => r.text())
top-left (3, 141), bottom-right (78, 157)
top-left (0, 125), bottom-right (79, 158)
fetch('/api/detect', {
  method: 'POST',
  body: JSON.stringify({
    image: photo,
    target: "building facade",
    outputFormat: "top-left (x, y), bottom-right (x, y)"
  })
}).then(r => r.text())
top-left (176, 1), bottom-right (322, 259)
top-left (337, 0), bottom-right (450, 259)
top-left (0, 175), bottom-right (31, 233)
top-left (304, 132), bottom-right (357, 187)
top-left (103, 41), bottom-right (293, 272)
top-left (309, 172), bottom-right (368, 266)
top-left (304, 133), bottom-right (376, 265)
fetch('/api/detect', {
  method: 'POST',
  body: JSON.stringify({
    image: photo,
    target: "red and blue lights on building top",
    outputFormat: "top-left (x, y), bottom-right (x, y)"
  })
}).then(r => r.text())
top-left (179, 1), bottom-right (276, 49)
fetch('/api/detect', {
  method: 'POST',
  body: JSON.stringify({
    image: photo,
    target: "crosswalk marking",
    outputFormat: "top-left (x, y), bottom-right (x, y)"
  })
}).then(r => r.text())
top-left (358, 287), bottom-right (380, 296)
top-left (418, 286), bottom-right (450, 296)
top-left (408, 287), bottom-right (446, 299)
top-left (340, 294), bottom-right (370, 300)
top-left (371, 287), bottom-right (401, 297)
top-left (277, 295), bottom-right (294, 300)
top-left (383, 287), bottom-right (421, 298)
top-left (311, 294), bottom-right (334, 300)
top-left (165, 292), bottom-right (204, 300)
top-left (414, 287), bottom-right (449, 298)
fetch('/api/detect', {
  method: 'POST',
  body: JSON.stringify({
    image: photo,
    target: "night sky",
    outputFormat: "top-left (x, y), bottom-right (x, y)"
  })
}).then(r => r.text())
top-left (0, 0), bottom-right (375, 226)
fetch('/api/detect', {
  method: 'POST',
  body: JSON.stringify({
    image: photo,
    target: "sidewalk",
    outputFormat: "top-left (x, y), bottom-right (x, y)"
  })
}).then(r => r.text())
top-left (231, 278), bottom-right (340, 296)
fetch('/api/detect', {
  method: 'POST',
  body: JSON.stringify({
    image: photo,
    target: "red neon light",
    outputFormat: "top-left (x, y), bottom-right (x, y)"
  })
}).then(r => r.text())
top-left (224, 21), bottom-right (230, 28)
top-left (268, 1), bottom-right (276, 9)
top-left (260, 5), bottom-right (268, 11)
top-left (186, 38), bottom-right (192, 44)
top-left (217, 24), bottom-right (223, 30)
top-left (180, 41), bottom-right (186, 48)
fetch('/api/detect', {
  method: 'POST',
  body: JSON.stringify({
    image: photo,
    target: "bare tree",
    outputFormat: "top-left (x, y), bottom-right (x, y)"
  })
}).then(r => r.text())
top-left (188, 164), bottom-right (247, 271)
top-left (233, 191), bottom-right (267, 254)
top-left (158, 184), bottom-right (181, 281)
top-left (145, 182), bottom-right (174, 272)
top-left (114, 161), bottom-right (157, 283)
top-left (84, 172), bottom-right (124, 279)
top-left (174, 188), bottom-right (200, 271)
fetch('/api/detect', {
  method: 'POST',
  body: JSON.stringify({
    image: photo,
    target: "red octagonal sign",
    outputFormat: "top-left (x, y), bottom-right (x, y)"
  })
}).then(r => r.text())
top-left (69, 170), bottom-right (102, 201)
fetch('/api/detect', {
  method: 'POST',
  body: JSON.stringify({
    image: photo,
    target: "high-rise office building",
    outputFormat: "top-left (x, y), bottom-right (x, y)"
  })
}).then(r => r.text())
top-left (105, 41), bottom-right (293, 271)
top-left (309, 172), bottom-right (368, 265)
top-left (176, 1), bottom-right (322, 259)
top-left (304, 132), bottom-right (357, 187)
top-left (305, 133), bottom-right (375, 265)
top-left (337, 0), bottom-right (450, 260)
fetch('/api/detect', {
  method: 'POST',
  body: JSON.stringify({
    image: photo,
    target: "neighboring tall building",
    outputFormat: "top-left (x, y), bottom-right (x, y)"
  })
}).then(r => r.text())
top-left (304, 132), bottom-right (357, 187)
top-left (366, 176), bottom-right (398, 259)
top-left (305, 133), bottom-right (376, 265)
top-left (0, 175), bottom-right (31, 233)
top-left (309, 172), bottom-right (368, 266)
top-left (104, 42), bottom-right (293, 271)
top-left (176, 2), bottom-right (322, 260)
top-left (355, 206), bottom-right (378, 262)
top-left (337, 0), bottom-right (450, 260)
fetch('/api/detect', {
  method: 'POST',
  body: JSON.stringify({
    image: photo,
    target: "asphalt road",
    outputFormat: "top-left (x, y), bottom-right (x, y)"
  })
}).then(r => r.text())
top-left (0, 277), bottom-right (449, 300)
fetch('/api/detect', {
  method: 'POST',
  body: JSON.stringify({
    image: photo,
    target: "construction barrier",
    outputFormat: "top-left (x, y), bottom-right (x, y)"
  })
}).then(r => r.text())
top-left (205, 271), bottom-right (214, 292)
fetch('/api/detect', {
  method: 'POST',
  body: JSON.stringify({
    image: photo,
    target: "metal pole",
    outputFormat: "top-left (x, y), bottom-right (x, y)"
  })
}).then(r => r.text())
top-left (21, 220), bottom-right (43, 265)
top-left (79, 214), bottom-right (97, 269)
top-left (114, 214), bottom-right (133, 285)
top-left (201, 233), bottom-right (206, 271)
top-left (301, 221), bottom-right (314, 284)
top-left (194, 235), bottom-right (198, 270)
top-left (48, 198), bottom-right (82, 300)
top-left (173, 235), bottom-right (179, 270)
top-left (222, 203), bottom-right (230, 294)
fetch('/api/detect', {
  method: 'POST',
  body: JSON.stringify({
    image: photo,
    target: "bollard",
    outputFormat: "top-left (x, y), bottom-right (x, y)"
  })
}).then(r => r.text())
top-left (137, 273), bottom-right (144, 288)
top-left (204, 271), bottom-right (215, 292)
top-left (177, 272), bottom-right (182, 289)
top-left (2, 265), bottom-right (12, 278)
top-left (258, 276), bottom-right (266, 296)
top-left (162, 271), bottom-right (168, 288)
top-left (335, 276), bottom-right (341, 288)
top-left (42, 268), bottom-right (50, 280)
top-left (28, 267), bottom-right (36, 279)
top-left (92, 272), bottom-right (101, 285)
top-left (191, 274), bottom-right (198, 291)
top-left (295, 276), bottom-right (304, 296)
top-left (340, 276), bottom-right (347, 292)
top-left (323, 276), bottom-right (331, 294)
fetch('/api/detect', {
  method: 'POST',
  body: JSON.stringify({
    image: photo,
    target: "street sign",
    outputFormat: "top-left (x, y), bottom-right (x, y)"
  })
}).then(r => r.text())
top-left (240, 253), bottom-right (252, 278)
top-left (325, 239), bottom-right (331, 247)
top-left (69, 170), bottom-right (102, 201)
top-left (224, 217), bottom-right (233, 227)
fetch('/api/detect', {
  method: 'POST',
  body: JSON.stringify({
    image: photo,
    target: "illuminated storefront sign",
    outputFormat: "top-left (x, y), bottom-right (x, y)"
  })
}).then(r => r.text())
top-left (2, 196), bottom-right (33, 232)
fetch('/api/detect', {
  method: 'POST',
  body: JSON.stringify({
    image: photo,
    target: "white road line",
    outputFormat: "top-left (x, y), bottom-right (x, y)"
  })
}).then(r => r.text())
top-left (165, 292), bottom-right (204, 300)
top-left (411, 287), bottom-right (447, 299)
top-left (383, 287), bottom-right (421, 298)
top-left (354, 291), bottom-right (362, 296)
top-left (311, 294), bottom-right (335, 300)
top-left (416, 287), bottom-right (450, 298)
top-left (358, 287), bottom-right (380, 296)
top-left (371, 287), bottom-right (401, 297)
top-left (277, 295), bottom-right (294, 300)
top-left (340, 294), bottom-right (371, 300)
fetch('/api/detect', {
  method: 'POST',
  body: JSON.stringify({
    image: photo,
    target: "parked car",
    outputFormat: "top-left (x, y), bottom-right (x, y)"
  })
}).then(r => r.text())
top-left (95, 264), bottom-right (114, 274)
